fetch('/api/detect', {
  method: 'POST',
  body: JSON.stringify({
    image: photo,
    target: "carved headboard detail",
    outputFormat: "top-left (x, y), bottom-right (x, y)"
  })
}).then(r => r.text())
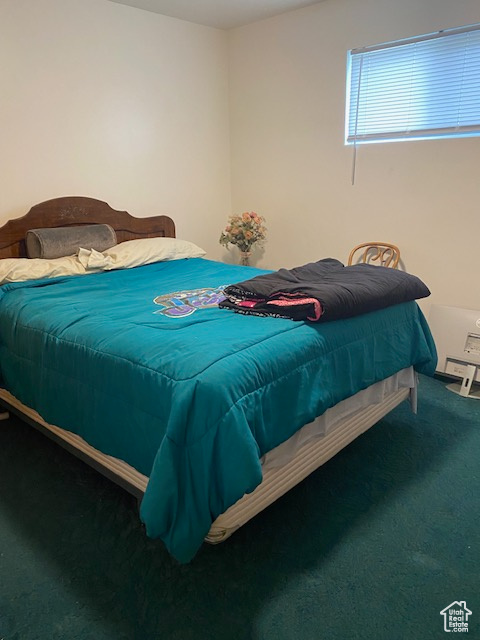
top-left (0, 197), bottom-right (176, 258)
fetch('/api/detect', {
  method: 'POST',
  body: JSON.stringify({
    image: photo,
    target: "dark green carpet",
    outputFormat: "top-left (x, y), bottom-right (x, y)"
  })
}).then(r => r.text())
top-left (0, 375), bottom-right (478, 640)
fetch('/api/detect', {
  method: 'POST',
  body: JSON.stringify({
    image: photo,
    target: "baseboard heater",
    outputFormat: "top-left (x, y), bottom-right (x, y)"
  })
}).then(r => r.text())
top-left (428, 304), bottom-right (480, 400)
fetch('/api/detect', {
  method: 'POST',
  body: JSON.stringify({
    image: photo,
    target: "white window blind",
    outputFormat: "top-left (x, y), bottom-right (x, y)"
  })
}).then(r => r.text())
top-left (346, 24), bottom-right (480, 144)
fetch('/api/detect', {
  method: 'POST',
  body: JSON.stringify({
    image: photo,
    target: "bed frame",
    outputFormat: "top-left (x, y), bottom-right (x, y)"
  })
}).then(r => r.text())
top-left (0, 196), bottom-right (175, 259)
top-left (0, 380), bottom-right (414, 543)
top-left (0, 196), bottom-right (415, 545)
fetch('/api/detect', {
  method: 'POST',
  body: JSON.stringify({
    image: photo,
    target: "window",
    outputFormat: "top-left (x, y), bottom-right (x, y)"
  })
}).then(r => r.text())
top-left (346, 24), bottom-right (480, 144)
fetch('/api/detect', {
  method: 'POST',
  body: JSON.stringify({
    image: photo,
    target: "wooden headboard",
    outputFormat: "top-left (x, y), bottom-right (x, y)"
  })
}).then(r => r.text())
top-left (0, 197), bottom-right (176, 259)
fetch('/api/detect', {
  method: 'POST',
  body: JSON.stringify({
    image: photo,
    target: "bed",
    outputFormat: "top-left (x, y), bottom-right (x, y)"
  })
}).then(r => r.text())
top-left (0, 197), bottom-right (437, 562)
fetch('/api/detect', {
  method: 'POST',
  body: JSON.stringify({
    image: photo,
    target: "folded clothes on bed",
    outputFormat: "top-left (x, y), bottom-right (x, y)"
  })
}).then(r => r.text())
top-left (219, 258), bottom-right (431, 322)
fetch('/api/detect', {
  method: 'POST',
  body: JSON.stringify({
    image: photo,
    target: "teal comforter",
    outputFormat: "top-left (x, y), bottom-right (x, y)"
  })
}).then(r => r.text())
top-left (0, 258), bottom-right (437, 561)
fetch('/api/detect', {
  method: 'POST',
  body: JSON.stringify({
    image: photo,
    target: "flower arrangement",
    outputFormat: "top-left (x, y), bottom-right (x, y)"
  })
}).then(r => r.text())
top-left (219, 212), bottom-right (267, 265)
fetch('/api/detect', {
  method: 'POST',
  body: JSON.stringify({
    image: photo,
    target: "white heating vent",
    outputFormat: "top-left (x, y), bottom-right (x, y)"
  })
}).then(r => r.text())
top-left (428, 304), bottom-right (480, 399)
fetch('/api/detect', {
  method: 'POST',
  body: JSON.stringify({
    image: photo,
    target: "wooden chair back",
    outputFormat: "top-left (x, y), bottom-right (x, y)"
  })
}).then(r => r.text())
top-left (348, 242), bottom-right (400, 268)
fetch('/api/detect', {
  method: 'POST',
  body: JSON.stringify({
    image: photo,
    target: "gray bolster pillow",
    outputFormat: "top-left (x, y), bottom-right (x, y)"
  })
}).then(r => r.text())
top-left (26, 224), bottom-right (117, 259)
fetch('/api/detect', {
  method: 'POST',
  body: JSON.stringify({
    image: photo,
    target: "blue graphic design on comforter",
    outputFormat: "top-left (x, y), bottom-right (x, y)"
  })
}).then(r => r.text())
top-left (0, 258), bottom-right (437, 562)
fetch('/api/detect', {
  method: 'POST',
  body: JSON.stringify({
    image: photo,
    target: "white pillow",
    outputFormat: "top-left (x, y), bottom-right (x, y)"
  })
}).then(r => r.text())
top-left (0, 255), bottom-right (88, 285)
top-left (0, 239), bottom-right (205, 285)
top-left (78, 237), bottom-right (206, 271)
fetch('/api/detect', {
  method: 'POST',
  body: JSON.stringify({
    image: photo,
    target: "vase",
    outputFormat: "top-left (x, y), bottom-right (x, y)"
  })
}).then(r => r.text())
top-left (239, 251), bottom-right (251, 266)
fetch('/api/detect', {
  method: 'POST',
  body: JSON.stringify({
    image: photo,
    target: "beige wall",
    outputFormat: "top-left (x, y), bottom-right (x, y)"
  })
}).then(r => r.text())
top-left (228, 0), bottom-right (480, 312)
top-left (0, 0), bottom-right (231, 256)
top-left (2, 0), bottom-right (479, 312)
